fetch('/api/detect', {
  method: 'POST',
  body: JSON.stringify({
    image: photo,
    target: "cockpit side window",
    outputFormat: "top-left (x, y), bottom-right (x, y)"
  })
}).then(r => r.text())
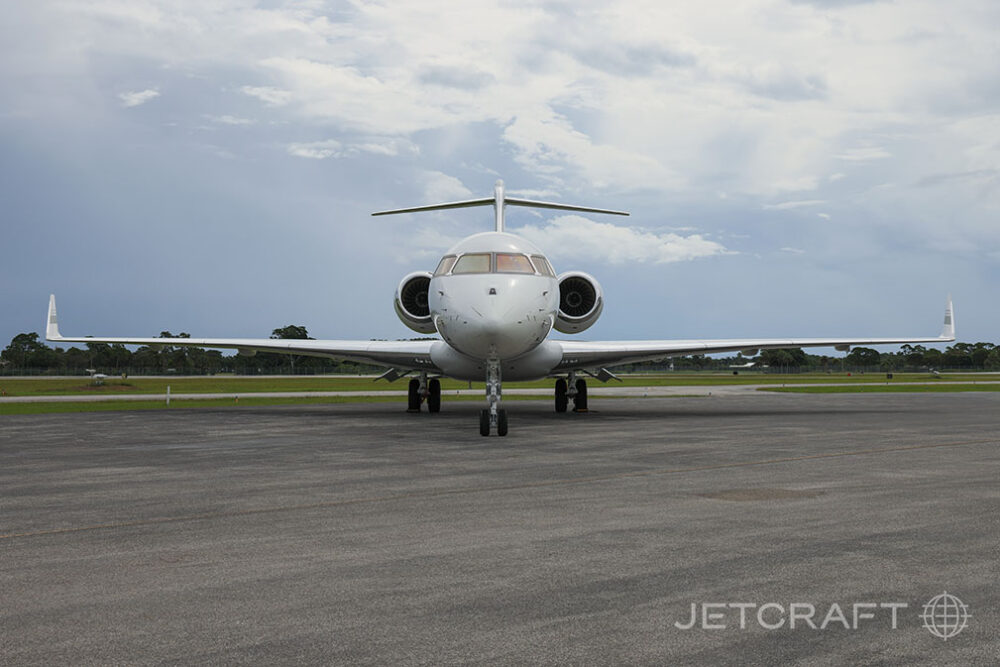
top-left (495, 253), bottom-right (535, 274)
top-left (434, 255), bottom-right (457, 276)
top-left (451, 253), bottom-right (492, 274)
top-left (530, 255), bottom-right (555, 277)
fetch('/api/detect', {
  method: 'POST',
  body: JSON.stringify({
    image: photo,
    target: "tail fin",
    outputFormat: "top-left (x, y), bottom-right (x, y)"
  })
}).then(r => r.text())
top-left (372, 180), bottom-right (628, 232)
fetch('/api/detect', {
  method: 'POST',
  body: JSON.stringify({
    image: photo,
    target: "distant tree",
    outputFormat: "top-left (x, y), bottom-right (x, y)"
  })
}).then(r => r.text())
top-left (761, 348), bottom-right (806, 371)
top-left (923, 348), bottom-right (944, 369)
top-left (986, 348), bottom-right (1000, 371)
top-left (880, 352), bottom-right (899, 372)
top-left (271, 325), bottom-right (311, 340)
top-left (845, 347), bottom-right (880, 369)
top-left (970, 343), bottom-right (994, 369)
top-left (899, 344), bottom-right (927, 368)
top-left (267, 325), bottom-right (313, 373)
top-left (943, 343), bottom-right (973, 369)
top-left (2, 333), bottom-right (49, 370)
top-left (63, 346), bottom-right (90, 372)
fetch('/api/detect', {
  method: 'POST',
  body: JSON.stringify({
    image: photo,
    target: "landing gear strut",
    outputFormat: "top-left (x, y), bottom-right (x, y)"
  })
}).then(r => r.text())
top-left (480, 359), bottom-right (508, 436)
top-left (408, 372), bottom-right (442, 414)
top-left (573, 378), bottom-right (588, 412)
top-left (556, 372), bottom-right (588, 413)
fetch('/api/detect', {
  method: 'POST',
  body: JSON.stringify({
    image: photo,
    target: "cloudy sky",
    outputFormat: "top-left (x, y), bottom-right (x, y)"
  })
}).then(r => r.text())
top-left (2, 0), bottom-right (998, 350)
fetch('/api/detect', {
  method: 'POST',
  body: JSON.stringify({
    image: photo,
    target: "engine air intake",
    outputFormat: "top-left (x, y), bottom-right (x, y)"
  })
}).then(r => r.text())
top-left (400, 275), bottom-right (430, 317)
top-left (394, 271), bottom-right (436, 334)
top-left (559, 276), bottom-right (597, 317)
top-left (554, 271), bottom-right (603, 334)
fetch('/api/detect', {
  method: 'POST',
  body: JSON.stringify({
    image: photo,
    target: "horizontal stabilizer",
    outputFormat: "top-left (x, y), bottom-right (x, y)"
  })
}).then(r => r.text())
top-left (372, 179), bottom-right (627, 232)
top-left (371, 198), bottom-right (495, 217)
top-left (504, 198), bottom-right (628, 217)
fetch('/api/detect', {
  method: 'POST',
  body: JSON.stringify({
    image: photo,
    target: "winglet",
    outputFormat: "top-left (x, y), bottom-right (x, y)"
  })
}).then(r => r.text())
top-left (46, 294), bottom-right (63, 341)
top-left (940, 294), bottom-right (955, 340)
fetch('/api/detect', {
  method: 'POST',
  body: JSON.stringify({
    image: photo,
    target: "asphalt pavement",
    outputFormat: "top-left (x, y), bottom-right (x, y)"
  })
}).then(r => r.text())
top-left (2, 392), bottom-right (998, 664)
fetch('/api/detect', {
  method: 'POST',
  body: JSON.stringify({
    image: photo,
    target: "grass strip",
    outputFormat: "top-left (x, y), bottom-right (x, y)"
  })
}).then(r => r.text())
top-left (1, 373), bottom-right (993, 397)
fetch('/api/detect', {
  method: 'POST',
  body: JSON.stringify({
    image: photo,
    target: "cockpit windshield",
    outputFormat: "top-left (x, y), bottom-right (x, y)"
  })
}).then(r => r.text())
top-left (451, 253), bottom-right (492, 274)
top-left (495, 253), bottom-right (534, 274)
top-left (530, 255), bottom-right (556, 277)
top-left (434, 255), bottom-right (457, 276)
top-left (436, 252), bottom-right (555, 276)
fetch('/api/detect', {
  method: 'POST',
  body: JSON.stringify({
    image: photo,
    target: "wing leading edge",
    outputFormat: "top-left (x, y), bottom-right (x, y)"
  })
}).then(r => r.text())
top-left (553, 296), bottom-right (955, 371)
top-left (45, 295), bottom-right (439, 373)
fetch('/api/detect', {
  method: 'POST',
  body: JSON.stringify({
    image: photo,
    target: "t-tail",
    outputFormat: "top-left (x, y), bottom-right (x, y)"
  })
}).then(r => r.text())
top-left (371, 179), bottom-right (629, 231)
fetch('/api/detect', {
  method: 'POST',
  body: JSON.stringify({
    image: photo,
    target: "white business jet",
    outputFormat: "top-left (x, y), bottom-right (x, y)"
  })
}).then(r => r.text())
top-left (46, 180), bottom-right (955, 435)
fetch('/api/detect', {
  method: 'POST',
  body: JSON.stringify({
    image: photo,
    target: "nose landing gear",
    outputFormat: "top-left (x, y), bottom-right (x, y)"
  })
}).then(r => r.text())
top-left (480, 359), bottom-right (508, 436)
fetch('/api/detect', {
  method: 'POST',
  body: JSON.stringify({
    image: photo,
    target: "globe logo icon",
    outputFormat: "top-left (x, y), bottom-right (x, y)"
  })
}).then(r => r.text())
top-left (920, 592), bottom-right (970, 640)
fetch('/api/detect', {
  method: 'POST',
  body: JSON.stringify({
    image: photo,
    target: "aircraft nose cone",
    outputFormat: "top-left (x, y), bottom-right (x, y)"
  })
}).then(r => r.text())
top-left (433, 276), bottom-right (556, 361)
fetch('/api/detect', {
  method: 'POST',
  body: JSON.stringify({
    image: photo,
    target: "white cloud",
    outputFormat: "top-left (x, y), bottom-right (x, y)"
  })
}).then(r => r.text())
top-left (507, 188), bottom-right (562, 199)
top-left (208, 114), bottom-right (253, 125)
top-left (42, 1), bottom-right (999, 209)
top-left (419, 171), bottom-right (472, 203)
top-left (287, 139), bottom-right (342, 159)
top-left (502, 112), bottom-right (684, 191)
top-left (241, 86), bottom-right (292, 107)
top-left (763, 200), bottom-right (827, 210)
top-left (514, 215), bottom-right (729, 265)
top-left (769, 176), bottom-right (820, 193)
top-left (835, 147), bottom-right (892, 161)
top-left (780, 247), bottom-right (806, 254)
top-left (118, 88), bottom-right (159, 107)
top-left (287, 138), bottom-right (418, 159)
top-left (350, 138), bottom-right (419, 157)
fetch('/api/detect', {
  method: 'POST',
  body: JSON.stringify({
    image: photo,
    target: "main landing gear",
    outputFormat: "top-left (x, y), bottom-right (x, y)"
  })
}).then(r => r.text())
top-left (554, 373), bottom-right (588, 413)
top-left (406, 372), bottom-right (441, 413)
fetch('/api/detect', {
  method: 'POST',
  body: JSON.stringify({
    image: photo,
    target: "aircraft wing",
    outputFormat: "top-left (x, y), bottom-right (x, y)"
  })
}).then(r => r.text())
top-left (554, 297), bottom-right (955, 371)
top-left (45, 296), bottom-right (439, 373)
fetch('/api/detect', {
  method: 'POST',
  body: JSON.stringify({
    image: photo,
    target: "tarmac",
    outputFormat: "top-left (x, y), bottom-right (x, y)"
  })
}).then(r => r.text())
top-left (2, 392), bottom-right (998, 665)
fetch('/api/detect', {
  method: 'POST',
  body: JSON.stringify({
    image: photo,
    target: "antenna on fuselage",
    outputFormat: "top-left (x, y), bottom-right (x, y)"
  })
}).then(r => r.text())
top-left (371, 180), bottom-right (629, 231)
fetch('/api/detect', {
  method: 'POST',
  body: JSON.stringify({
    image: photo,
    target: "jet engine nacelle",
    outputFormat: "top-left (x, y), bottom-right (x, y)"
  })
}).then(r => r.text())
top-left (394, 271), bottom-right (436, 334)
top-left (554, 271), bottom-right (603, 334)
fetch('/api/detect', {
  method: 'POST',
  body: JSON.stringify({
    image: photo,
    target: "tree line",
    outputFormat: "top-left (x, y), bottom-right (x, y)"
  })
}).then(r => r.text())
top-left (633, 342), bottom-right (1000, 373)
top-left (0, 326), bottom-right (378, 376)
top-left (2, 329), bottom-right (998, 376)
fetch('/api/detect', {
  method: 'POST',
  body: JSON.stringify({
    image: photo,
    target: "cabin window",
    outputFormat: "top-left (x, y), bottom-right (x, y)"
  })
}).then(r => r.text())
top-left (495, 253), bottom-right (535, 274)
top-left (451, 253), bottom-right (492, 274)
top-left (530, 255), bottom-right (556, 277)
top-left (434, 255), bottom-right (457, 276)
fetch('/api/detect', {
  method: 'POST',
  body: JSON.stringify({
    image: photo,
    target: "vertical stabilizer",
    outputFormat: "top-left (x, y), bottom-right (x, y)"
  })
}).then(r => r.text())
top-left (493, 180), bottom-right (505, 232)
